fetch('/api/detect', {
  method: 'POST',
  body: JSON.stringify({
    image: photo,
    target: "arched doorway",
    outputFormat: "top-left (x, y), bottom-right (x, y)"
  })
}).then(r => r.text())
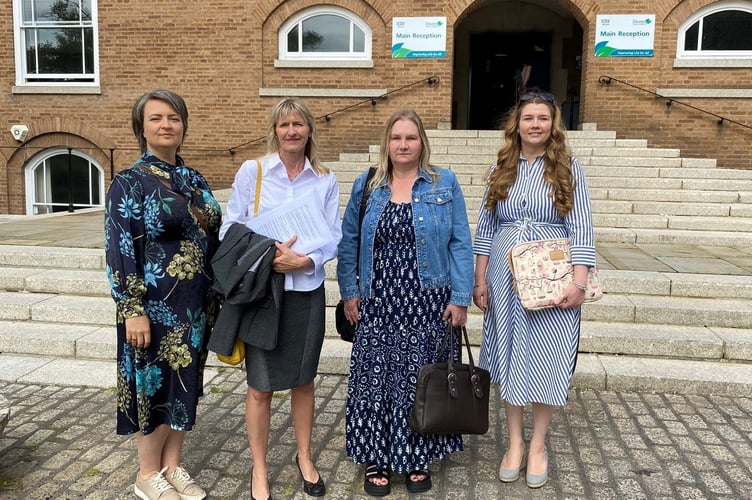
top-left (452, 0), bottom-right (584, 130)
top-left (24, 148), bottom-right (105, 215)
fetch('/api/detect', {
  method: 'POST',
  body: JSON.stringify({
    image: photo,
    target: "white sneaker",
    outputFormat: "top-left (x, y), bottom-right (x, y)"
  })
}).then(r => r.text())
top-left (134, 467), bottom-right (181, 500)
top-left (166, 466), bottom-right (207, 500)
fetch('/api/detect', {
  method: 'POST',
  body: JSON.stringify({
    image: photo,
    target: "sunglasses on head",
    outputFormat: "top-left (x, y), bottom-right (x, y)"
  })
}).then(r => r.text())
top-left (519, 91), bottom-right (555, 103)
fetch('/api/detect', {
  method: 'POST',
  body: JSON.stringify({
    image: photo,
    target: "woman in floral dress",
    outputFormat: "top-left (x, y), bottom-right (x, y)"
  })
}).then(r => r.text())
top-left (105, 89), bottom-right (221, 500)
top-left (337, 110), bottom-right (474, 496)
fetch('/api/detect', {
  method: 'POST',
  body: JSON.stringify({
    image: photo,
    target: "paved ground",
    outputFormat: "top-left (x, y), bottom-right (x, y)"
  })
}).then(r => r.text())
top-left (1, 208), bottom-right (752, 499)
top-left (1, 367), bottom-right (751, 500)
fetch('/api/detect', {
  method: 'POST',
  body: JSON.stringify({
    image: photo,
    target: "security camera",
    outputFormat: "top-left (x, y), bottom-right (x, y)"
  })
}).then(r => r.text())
top-left (10, 125), bottom-right (29, 142)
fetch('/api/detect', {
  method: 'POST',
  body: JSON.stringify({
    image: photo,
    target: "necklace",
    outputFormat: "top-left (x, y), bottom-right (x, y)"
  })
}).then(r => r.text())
top-left (287, 167), bottom-right (303, 181)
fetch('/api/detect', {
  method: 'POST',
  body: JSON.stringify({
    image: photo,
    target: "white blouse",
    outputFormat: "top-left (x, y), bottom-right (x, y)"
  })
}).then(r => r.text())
top-left (220, 153), bottom-right (342, 292)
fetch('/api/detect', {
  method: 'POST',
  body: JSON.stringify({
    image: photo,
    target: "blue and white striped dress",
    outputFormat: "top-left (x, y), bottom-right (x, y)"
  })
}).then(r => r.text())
top-left (473, 155), bottom-right (596, 407)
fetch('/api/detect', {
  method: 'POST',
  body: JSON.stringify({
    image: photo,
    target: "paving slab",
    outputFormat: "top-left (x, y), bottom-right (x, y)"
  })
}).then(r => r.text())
top-left (657, 256), bottom-right (751, 275)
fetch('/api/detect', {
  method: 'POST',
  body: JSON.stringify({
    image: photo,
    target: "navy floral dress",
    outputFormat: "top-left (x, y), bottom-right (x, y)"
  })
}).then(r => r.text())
top-left (104, 152), bottom-right (221, 436)
top-left (346, 202), bottom-right (463, 474)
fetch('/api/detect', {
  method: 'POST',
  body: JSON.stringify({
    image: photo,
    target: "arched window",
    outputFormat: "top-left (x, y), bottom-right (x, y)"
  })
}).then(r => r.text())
top-left (24, 149), bottom-right (104, 215)
top-left (279, 6), bottom-right (371, 60)
top-left (678, 1), bottom-right (752, 58)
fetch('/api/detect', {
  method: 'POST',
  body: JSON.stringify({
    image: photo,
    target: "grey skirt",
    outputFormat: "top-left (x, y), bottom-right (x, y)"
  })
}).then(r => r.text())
top-left (245, 284), bottom-right (325, 392)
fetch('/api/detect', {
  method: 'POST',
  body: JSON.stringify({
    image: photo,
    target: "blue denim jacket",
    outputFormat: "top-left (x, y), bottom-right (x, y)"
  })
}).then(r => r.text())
top-left (337, 167), bottom-right (473, 306)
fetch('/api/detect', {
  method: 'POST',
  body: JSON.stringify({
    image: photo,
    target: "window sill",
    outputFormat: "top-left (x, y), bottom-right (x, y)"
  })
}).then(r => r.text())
top-left (656, 88), bottom-right (752, 98)
top-left (12, 85), bottom-right (101, 95)
top-left (673, 58), bottom-right (752, 68)
top-left (259, 88), bottom-right (387, 98)
top-left (274, 59), bottom-right (373, 68)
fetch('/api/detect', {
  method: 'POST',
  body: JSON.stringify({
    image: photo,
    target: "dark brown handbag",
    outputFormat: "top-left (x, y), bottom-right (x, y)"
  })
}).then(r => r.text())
top-left (409, 324), bottom-right (490, 435)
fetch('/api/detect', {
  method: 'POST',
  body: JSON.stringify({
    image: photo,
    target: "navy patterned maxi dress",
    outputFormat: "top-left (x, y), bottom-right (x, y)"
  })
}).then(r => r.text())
top-left (104, 152), bottom-right (221, 435)
top-left (346, 201), bottom-right (463, 474)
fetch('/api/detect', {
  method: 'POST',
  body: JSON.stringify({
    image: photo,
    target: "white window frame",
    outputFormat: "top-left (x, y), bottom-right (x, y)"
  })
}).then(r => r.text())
top-left (12, 0), bottom-right (100, 88)
top-left (677, 1), bottom-right (752, 60)
top-left (278, 6), bottom-right (371, 62)
top-left (24, 148), bottom-right (105, 215)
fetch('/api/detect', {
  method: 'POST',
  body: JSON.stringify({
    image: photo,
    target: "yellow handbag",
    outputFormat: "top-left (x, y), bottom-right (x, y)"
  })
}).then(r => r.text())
top-left (217, 338), bottom-right (245, 365)
top-left (216, 159), bottom-right (263, 366)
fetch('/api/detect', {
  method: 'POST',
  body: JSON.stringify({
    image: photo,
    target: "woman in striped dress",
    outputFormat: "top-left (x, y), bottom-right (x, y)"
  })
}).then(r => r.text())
top-left (472, 91), bottom-right (596, 489)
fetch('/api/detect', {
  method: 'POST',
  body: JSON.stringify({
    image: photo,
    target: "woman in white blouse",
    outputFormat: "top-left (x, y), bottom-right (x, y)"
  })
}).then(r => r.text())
top-left (220, 97), bottom-right (341, 500)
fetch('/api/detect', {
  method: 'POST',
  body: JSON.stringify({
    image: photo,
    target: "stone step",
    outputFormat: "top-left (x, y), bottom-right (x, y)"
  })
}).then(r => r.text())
top-left (583, 293), bottom-right (752, 329)
top-left (591, 188), bottom-right (745, 204)
top-left (0, 291), bottom-right (114, 325)
top-left (585, 147), bottom-right (681, 158)
top-left (579, 321), bottom-right (752, 362)
top-left (596, 227), bottom-right (752, 247)
top-left (0, 245), bottom-right (104, 269)
top-left (594, 270), bottom-right (752, 299)
top-left (587, 176), bottom-right (748, 192)
top-left (592, 213), bottom-right (752, 232)
top-left (584, 166), bottom-right (752, 180)
top-left (572, 353), bottom-right (752, 397)
top-left (591, 200), bottom-right (735, 217)
top-left (423, 127), bottom-right (619, 141)
top-left (0, 267), bottom-right (110, 296)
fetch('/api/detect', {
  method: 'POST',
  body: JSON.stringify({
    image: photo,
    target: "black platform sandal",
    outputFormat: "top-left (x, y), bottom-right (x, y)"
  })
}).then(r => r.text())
top-left (405, 469), bottom-right (432, 493)
top-left (364, 464), bottom-right (391, 497)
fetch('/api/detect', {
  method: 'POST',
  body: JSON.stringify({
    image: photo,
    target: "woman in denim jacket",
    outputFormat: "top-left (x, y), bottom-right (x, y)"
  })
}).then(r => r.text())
top-left (337, 109), bottom-right (473, 496)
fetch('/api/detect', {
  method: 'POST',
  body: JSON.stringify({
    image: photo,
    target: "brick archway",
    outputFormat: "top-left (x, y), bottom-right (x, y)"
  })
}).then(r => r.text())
top-left (4, 118), bottom-right (117, 214)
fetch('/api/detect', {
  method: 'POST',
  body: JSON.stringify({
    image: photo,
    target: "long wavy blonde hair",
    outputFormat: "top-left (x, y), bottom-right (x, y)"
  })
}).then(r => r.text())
top-left (368, 109), bottom-right (437, 190)
top-left (485, 95), bottom-right (574, 216)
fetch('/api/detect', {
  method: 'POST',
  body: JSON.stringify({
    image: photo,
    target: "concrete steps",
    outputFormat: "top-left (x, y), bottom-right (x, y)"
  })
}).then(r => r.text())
top-left (1, 248), bottom-right (751, 395)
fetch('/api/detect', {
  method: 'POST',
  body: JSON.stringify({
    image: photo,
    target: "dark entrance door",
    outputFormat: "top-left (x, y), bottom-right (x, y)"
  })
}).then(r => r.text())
top-left (467, 32), bottom-right (551, 130)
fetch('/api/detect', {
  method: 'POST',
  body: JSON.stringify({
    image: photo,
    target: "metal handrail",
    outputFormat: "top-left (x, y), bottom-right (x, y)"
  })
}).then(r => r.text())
top-left (598, 75), bottom-right (752, 131)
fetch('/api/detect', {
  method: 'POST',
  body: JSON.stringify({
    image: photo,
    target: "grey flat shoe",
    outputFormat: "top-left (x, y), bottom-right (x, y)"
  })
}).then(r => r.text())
top-left (498, 449), bottom-right (526, 482)
top-left (525, 447), bottom-right (548, 489)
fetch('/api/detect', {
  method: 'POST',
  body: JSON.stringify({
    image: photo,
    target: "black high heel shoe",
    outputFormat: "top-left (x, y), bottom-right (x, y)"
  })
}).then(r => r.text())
top-left (250, 466), bottom-right (272, 500)
top-left (295, 454), bottom-right (326, 497)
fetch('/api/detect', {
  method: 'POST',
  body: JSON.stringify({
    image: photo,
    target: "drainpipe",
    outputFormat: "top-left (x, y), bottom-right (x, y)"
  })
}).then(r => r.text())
top-left (68, 148), bottom-right (74, 212)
